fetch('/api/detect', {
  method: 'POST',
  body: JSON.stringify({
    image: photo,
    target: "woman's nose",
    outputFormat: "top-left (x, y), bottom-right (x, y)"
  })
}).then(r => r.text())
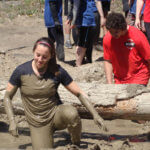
top-left (39, 56), bottom-right (43, 61)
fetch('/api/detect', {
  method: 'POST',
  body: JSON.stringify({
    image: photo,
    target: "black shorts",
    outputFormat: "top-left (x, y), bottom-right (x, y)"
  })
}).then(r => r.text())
top-left (145, 22), bottom-right (150, 44)
top-left (102, 1), bottom-right (110, 13)
top-left (77, 26), bottom-right (95, 48)
top-left (64, 0), bottom-right (68, 16)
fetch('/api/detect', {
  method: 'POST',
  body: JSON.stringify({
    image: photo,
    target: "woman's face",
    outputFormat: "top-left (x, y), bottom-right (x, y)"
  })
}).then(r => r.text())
top-left (33, 44), bottom-right (51, 69)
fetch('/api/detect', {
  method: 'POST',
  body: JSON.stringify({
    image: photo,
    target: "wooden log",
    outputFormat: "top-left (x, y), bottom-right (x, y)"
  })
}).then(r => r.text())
top-left (1, 83), bottom-right (150, 121)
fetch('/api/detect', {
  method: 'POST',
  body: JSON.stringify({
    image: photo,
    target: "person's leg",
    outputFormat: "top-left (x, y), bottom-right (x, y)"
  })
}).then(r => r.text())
top-left (50, 27), bottom-right (65, 61)
top-left (122, 0), bottom-right (129, 18)
top-left (64, 0), bottom-right (68, 16)
top-left (76, 46), bottom-right (86, 66)
top-left (64, 20), bottom-right (72, 49)
top-left (85, 27), bottom-right (95, 63)
top-left (93, 11), bottom-right (100, 45)
top-left (64, 0), bottom-right (72, 49)
top-left (53, 104), bottom-right (82, 146)
top-left (72, 27), bottom-right (79, 46)
top-left (75, 27), bottom-right (88, 66)
top-left (29, 123), bottom-right (54, 150)
top-left (144, 22), bottom-right (150, 44)
top-left (47, 28), bottom-right (55, 43)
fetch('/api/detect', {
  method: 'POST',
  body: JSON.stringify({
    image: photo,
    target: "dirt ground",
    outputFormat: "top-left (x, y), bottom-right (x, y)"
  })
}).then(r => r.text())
top-left (1, 3), bottom-right (150, 150)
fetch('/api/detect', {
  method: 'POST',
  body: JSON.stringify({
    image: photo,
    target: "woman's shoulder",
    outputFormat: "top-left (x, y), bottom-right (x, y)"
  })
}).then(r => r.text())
top-left (15, 60), bottom-right (33, 74)
top-left (57, 64), bottom-right (67, 74)
top-left (56, 64), bottom-right (71, 78)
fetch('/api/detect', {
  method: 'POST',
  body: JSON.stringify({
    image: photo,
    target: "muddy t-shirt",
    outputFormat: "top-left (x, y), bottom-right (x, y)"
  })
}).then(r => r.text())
top-left (9, 60), bottom-right (73, 127)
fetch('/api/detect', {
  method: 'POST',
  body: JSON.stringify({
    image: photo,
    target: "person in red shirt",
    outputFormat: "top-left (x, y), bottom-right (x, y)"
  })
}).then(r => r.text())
top-left (103, 12), bottom-right (150, 85)
top-left (135, 0), bottom-right (150, 43)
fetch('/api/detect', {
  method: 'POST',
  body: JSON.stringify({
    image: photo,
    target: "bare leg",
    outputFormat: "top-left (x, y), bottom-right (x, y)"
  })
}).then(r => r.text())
top-left (64, 18), bottom-right (72, 49)
top-left (76, 46), bottom-right (86, 66)
top-left (64, 20), bottom-right (71, 41)
top-left (53, 104), bottom-right (82, 145)
top-left (29, 123), bottom-right (54, 150)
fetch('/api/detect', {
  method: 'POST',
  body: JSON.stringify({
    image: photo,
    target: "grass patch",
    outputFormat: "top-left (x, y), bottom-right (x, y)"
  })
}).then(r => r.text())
top-left (0, 0), bottom-right (45, 20)
top-left (0, 0), bottom-right (123, 21)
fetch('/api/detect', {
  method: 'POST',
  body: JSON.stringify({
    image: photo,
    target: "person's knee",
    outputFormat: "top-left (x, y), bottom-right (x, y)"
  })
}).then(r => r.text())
top-left (64, 105), bottom-right (80, 122)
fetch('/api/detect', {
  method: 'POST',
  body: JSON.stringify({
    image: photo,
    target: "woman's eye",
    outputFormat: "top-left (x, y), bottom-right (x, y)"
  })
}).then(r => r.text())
top-left (36, 53), bottom-right (40, 57)
top-left (43, 56), bottom-right (47, 59)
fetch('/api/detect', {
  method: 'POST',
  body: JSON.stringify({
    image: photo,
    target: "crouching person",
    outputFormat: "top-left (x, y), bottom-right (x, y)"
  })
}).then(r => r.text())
top-left (4, 37), bottom-right (107, 150)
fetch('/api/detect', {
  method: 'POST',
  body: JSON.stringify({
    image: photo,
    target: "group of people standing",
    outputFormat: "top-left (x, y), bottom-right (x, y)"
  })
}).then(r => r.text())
top-left (44, 0), bottom-right (111, 66)
top-left (3, 0), bottom-right (150, 150)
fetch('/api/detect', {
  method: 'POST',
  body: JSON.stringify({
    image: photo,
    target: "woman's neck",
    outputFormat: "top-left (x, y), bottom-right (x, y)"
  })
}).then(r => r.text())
top-left (32, 60), bottom-right (47, 77)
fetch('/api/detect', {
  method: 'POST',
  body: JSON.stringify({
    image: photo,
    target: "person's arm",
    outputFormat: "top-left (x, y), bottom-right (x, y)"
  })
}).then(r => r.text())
top-left (104, 60), bottom-right (113, 84)
top-left (65, 81), bottom-right (108, 131)
top-left (135, 0), bottom-right (144, 30)
top-left (95, 0), bottom-right (105, 27)
top-left (49, 1), bottom-right (60, 26)
top-left (3, 83), bottom-right (18, 137)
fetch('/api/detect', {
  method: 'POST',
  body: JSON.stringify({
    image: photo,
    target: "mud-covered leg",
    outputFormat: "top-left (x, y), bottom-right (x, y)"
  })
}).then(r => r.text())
top-left (53, 104), bottom-right (82, 146)
top-left (29, 123), bottom-right (54, 150)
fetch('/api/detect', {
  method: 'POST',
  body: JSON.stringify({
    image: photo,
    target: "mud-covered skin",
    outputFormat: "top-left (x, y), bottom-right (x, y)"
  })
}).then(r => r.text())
top-left (30, 104), bottom-right (81, 149)
top-left (4, 60), bottom-right (83, 149)
top-left (77, 93), bottom-right (108, 132)
top-left (4, 85), bottom-right (18, 137)
top-left (3, 38), bottom-right (107, 149)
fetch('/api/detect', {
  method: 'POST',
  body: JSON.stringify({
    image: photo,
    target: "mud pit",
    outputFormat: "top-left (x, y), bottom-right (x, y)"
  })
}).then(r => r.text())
top-left (1, 13), bottom-right (150, 150)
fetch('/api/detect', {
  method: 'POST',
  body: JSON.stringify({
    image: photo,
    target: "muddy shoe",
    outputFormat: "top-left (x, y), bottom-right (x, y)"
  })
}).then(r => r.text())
top-left (66, 144), bottom-right (80, 150)
top-left (65, 40), bottom-right (72, 49)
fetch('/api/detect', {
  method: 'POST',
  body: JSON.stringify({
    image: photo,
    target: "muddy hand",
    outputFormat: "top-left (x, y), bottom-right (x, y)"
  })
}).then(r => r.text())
top-left (93, 114), bottom-right (108, 132)
top-left (9, 121), bottom-right (19, 137)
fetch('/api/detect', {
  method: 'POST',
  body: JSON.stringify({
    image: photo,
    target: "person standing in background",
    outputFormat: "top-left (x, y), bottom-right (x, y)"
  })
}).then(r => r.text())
top-left (64, 0), bottom-right (73, 49)
top-left (135, 0), bottom-right (150, 43)
top-left (99, 0), bottom-right (111, 36)
top-left (44, 0), bottom-right (65, 61)
top-left (71, 0), bottom-right (96, 66)
top-left (92, 0), bottom-right (106, 51)
top-left (122, 0), bottom-right (130, 18)
top-left (126, 0), bottom-right (145, 32)
top-left (67, 0), bottom-right (105, 66)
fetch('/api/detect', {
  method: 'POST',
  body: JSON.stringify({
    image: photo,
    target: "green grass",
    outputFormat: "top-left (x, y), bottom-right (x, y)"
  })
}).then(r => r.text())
top-left (0, 0), bottom-right (123, 21)
top-left (0, 0), bottom-right (45, 20)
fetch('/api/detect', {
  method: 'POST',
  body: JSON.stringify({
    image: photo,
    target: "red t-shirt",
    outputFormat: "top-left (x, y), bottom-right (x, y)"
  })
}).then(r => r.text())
top-left (143, 0), bottom-right (150, 22)
top-left (103, 26), bottom-right (150, 84)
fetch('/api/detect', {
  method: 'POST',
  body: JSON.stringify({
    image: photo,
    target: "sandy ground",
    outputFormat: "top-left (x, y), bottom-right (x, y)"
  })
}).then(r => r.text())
top-left (1, 10), bottom-right (150, 150)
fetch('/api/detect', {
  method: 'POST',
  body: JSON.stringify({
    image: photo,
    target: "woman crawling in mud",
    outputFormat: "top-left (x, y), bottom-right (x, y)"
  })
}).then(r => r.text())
top-left (3, 37), bottom-right (107, 150)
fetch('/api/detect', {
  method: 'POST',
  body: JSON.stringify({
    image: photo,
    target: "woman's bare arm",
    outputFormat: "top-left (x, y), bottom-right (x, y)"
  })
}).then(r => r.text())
top-left (4, 83), bottom-right (18, 137)
top-left (65, 81), bottom-right (108, 131)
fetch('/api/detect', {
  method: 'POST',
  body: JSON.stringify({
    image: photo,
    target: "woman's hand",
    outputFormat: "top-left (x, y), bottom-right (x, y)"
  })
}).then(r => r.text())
top-left (9, 120), bottom-right (18, 137)
top-left (93, 114), bottom-right (108, 132)
top-left (65, 82), bottom-right (108, 132)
